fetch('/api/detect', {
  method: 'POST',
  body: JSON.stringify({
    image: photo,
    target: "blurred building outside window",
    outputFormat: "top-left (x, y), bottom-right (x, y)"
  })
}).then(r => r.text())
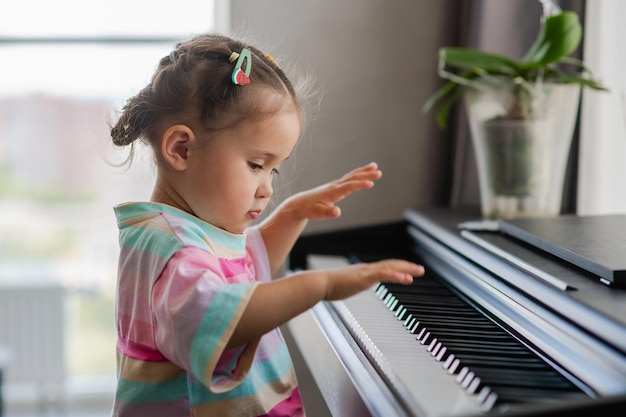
top-left (0, 0), bottom-right (216, 402)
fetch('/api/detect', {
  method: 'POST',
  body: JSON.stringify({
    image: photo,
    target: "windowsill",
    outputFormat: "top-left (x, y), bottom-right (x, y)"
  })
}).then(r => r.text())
top-left (4, 375), bottom-right (115, 413)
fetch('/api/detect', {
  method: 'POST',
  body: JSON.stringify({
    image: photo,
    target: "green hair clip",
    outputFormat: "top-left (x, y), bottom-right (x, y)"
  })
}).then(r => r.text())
top-left (230, 48), bottom-right (252, 85)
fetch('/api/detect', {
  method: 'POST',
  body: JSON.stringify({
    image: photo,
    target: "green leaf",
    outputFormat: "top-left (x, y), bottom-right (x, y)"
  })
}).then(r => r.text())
top-left (423, 11), bottom-right (606, 129)
top-left (428, 84), bottom-right (464, 129)
top-left (441, 47), bottom-right (519, 75)
top-left (544, 68), bottom-right (608, 91)
top-left (521, 11), bottom-right (582, 68)
top-left (422, 81), bottom-right (457, 114)
top-left (435, 89), bottom-right (462, 129)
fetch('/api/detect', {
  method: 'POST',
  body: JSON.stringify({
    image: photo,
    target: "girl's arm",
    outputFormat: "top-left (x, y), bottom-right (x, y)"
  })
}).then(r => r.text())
top-left (227, 162), bottom-right (425, 348)
top-left (259, 162), bottom-right (383, 274)
top-left (227, 258), bottom-right (424, 348)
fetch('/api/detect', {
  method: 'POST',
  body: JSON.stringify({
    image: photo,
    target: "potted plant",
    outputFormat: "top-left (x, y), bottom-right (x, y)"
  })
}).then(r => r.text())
top-left (423, 10), bottom-right (607, 219)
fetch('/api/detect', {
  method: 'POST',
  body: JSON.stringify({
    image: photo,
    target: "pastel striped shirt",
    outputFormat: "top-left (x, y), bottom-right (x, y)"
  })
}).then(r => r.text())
top-left (112, 202), bottom-right (303, 416)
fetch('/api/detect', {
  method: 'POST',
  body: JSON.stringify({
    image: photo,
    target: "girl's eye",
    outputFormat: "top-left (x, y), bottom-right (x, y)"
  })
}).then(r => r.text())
top-left (248, 162), bottom-right (263, 171)
top-left (249, 162), bottom-right (279, 176)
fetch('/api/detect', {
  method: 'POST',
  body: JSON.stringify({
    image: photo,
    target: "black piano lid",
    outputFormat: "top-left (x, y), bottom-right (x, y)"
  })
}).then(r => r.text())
top-left (404, 207), bottom-right (626, 355)
top-left (499, 214), bottom-right (626, 286)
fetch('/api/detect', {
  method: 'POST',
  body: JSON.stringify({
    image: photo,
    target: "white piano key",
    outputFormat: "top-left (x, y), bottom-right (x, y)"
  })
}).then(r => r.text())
top-left (435, 345), bottom-right (447, 362)
top-left (448, 358), bottom-right (460, 375)
top-left (456, 366), bottom-right (469, 384)
top-left (334, 289), bottom-right (487, 417)
top-left (427, 338), bottom-right (438, 352)
top-left (467, 376), bottom-right (481, 395)
top-left (430, 341), bottom-right (442, 357)
top-left (460, 370), bottom-right (475, 389)
top-left (443, 353), bottom-right (455, 370)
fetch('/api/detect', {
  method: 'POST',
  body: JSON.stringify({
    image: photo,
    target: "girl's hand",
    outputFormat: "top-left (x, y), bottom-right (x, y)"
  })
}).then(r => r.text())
top-left (323, 259), bottom-right (425, 301)
top-left (229, 258), bottom-right (424, 348)
top-left (287, 162), bottom-right (382, 220)
top-left (259, 162), bottom-right (382, 275)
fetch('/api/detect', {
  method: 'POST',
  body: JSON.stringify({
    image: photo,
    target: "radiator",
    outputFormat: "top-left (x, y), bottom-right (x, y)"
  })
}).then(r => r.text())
top-left (0, 283), bottom-right (66, 403)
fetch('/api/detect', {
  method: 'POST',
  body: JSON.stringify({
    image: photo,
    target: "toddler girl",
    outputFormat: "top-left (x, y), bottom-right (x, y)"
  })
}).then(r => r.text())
top-left (110, 33), bottom-right (424, 417)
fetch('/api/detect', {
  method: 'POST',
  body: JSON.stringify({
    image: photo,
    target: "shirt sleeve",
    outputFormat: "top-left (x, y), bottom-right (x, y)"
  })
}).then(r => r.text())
top-left (245, 226), bottom-right (272, 283)
top-left (151, 245), bottom-right (261, 394)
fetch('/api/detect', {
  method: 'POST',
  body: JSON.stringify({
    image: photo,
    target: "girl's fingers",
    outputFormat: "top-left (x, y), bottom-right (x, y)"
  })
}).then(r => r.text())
top-left (341, 162), bottom-right (381, 180)
top-left (342, 167), bottom-right (381, 182)
top-left (328, 176), bottom-right (377, 200)
top-left (324, 259), bottom-right (425, 301)
top-left (377, 260), bottom-right (425, 283)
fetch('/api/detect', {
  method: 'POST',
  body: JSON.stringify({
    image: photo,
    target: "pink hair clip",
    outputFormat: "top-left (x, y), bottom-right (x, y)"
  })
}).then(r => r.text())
top-left (230, 48), bottom-right (252, 85)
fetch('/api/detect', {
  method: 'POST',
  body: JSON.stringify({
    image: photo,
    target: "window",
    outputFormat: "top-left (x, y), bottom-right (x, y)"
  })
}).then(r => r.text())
top-left (0, 0), bottom-right (217, 404)
top-left (579, 0), bottom-right (626, 214)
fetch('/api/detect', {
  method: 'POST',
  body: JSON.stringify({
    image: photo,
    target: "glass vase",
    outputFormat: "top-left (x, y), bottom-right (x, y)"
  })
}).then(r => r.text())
top-left (464, 82), bottom-right (581, 219)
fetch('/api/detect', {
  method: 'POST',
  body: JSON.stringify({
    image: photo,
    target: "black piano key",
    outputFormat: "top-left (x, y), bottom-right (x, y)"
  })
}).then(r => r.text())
top-left (376, 279), bottom-right (586, 408)
top-left (492, 387), bottom-right (588, 405)
top-left (465, 366), bottom-right (574, 388)
top-left (447, 353), bottom-right (547, 369)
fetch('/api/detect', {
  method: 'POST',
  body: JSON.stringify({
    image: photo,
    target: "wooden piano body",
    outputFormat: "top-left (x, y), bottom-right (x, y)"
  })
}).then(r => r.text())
top-left (285, 208), bottom-right (626, 417)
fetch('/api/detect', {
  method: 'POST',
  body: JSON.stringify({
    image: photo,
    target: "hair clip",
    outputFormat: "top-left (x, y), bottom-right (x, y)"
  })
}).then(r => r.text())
top-left (169, 50), bottom-right (177, 63)
top-left (265, 54), bottom-right (280, 69)
top-left (231, 48), bottom-right (252, 85)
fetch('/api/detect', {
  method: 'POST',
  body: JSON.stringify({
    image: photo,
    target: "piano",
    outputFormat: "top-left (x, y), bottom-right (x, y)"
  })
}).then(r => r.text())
top-left (284, 207), bottom-right (626, 417)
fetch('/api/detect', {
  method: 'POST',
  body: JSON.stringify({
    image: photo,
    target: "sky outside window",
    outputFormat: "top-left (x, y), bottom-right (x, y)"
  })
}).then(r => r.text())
top-left (0, 1), bottom-right (216, 381)
top-left (1, 0), bottom-right (215, 99)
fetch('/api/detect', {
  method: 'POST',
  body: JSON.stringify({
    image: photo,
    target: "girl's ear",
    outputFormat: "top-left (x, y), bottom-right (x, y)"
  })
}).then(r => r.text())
top-left (160, 125), bottom-right (195, 171)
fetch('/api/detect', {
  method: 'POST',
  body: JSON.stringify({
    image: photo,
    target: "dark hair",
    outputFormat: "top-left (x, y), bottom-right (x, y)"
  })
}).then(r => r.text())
top-left (110, 33), bottom-right (303, 160)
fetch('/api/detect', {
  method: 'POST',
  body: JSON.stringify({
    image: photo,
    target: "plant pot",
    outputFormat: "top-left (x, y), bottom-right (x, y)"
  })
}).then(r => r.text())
top-left (464, 82), bottom-right (581, 219)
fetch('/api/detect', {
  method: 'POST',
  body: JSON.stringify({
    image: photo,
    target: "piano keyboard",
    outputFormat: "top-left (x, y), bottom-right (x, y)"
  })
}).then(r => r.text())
top-left (289, 212), bottom-right (626, 416)
top-left (331, 274), bottom-right (589, 416)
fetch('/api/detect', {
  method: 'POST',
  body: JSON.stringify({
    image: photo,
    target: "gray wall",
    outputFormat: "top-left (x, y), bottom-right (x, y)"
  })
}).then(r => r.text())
top-left (230, 0), bottom-right (457, 233)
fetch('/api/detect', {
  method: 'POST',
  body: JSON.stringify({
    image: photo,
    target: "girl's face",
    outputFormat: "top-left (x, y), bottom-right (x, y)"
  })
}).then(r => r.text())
top-left (181, 95), bottom-right (301, 234)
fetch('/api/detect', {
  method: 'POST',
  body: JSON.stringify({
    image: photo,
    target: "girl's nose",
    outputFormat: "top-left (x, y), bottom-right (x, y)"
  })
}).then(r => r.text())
top-left (256, 177), bottom-right (273, 199)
